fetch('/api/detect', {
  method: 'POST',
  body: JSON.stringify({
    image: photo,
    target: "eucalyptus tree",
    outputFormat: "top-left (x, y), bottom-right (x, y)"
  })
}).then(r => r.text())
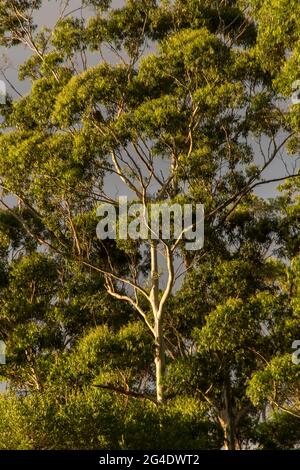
top-left (0, 0), bottom-right (298, 406)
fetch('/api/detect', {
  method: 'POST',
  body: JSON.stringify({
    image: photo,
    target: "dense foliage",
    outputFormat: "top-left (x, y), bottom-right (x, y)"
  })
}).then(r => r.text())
top-left (0, 0), bottom-right (299, 449)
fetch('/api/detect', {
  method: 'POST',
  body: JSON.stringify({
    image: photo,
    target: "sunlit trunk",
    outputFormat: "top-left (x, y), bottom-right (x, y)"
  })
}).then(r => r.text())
top-left (150, 240), bottom-right (166, 403)
top-left (219, 380), bottom-right (240, 450)
top-left (154, 317), bottom-right (165, 403)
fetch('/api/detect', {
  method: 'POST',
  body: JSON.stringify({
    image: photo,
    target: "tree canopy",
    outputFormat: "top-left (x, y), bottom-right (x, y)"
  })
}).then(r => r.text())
top-left (0, 0), bottom-right (299, 450)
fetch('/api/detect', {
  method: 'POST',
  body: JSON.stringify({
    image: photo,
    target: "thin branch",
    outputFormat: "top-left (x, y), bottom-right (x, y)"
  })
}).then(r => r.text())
top-left (105, 279), bottom-right (155, 336)
top-left (93, 384), bottom-right (157, 405)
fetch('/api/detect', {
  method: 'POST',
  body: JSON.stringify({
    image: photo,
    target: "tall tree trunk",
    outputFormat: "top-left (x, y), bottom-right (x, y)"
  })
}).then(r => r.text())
top-left (150, 240), bottom-right (166, 403)
top-left (222, 420), bottom-right (238, 450)
top-left (154, 316), bottom-right (165, 403)
top-left (219, 379), bottom-right (239, 450)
